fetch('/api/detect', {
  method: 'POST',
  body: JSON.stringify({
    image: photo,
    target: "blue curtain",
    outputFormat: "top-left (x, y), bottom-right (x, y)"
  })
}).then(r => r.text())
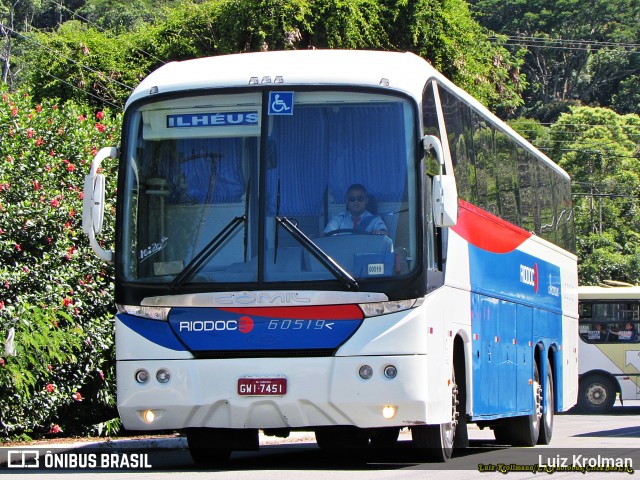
top-left (327, 104), bottom-right (407, 204)
top-left (173, 138), bottom-right (245, 203)
top-left (266, 103), bottom-right (408, 216)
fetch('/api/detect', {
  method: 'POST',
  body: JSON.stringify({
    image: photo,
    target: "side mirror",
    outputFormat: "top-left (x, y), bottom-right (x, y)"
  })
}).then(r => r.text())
top-left (423, 135), bottom-right (458, 227)
top-left (82, 147), bottom-right (117, 262)
top-left (432, 174), bottom-right (458, 227)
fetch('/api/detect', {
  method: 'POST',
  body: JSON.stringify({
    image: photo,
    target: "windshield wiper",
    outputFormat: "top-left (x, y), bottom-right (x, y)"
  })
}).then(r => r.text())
top-left (276, 216), bottom-right (359, 291)
top-left (171, 214), bottom-right (246, 290)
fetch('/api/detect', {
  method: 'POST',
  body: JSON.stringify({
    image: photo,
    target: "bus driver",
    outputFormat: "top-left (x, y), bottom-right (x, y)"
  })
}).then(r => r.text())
top-left (324, 184), bottom-right (388, 235)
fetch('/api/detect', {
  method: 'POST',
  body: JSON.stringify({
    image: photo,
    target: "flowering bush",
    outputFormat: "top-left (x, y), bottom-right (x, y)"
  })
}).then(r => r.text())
top-left (0, 86), bottom-right (121, 440)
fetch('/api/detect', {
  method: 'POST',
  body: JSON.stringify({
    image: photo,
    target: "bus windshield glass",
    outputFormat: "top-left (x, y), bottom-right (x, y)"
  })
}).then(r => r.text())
top-left (120, 90), bottom-right (418, 287)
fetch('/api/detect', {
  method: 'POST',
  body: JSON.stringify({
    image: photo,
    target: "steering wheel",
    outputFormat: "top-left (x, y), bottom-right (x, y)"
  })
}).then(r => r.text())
top-left (325, 229), bottom-right (372, 236)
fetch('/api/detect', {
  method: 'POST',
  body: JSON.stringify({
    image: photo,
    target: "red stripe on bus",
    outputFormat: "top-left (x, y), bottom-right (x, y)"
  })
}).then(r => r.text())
top-left (218, 304), bottom-right (363, 320)
top-left (451, 200), bottom-right (532, 253)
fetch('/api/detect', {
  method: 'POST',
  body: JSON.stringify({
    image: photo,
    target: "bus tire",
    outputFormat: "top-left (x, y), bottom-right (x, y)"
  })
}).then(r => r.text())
top-left (493, 362), bottom-right (542, 447)
top-left (412, 370), bottom-right (458, 461)
top-left (186, 429), bottom-right (232, 465)
top-left (578, 374), bottom-right (616, 413)
top-left (538, 359), bottom-right (554, 445)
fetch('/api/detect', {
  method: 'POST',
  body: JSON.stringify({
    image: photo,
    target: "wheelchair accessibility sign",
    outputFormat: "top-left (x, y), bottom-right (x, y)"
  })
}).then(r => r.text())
top-left (268, 91), bottom-right (294, 115)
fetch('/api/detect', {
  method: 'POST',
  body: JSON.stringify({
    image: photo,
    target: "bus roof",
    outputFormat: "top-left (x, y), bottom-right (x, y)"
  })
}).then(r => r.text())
top-left (127, 50), bottom-right (435, 108)
top-left (578, 285), bottom-right (640, 300)
top-left (125, 49), bottom-right (567, 180)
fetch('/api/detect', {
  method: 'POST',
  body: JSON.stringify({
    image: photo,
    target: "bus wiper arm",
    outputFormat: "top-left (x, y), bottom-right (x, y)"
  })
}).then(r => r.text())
top-left (171, 215), bottom-right (246, 290)
top-left (276, 216), bottom-right (359, 290)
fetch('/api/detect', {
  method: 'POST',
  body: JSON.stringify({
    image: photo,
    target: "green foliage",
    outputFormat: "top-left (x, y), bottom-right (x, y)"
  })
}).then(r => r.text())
top-left (17, 0), bottom-right (525, 112)
top-left (19, 20), bottom-right (145, 109)
top-left (545, 106), bottom-right (640, 285)
top-left (469, 0), bottom-right (640, 117)
top-left (0, 85), bottom-right (120, 439)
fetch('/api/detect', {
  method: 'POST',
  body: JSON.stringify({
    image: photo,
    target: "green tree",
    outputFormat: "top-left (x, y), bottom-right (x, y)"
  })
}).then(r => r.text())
top-left (18, 0), bottom-right (526, 111)
top-left (545, 106), bottom-right (640, 285)
top-left (469, 0), bottom-right (640, 117)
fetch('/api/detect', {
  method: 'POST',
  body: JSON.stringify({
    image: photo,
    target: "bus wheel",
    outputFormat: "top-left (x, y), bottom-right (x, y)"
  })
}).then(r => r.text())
top-left (412, 372), bottom-right (458, 461)
top-left (538, 359), bottom-right (554, 445)
top-left (494, 362), bottom-right (542, 447)
top-left (186, 429), bottom-right (232, 465)
top-left (578, 374), bottom-right (616, 413)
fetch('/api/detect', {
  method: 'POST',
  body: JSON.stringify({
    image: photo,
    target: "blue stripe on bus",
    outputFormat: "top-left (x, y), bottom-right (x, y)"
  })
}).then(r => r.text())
top-left (168, 307), bottom-right (362, 352)
top-left (467, 243), bottom-right (562, 313)
top-left (118, 313), bottom-right (186, 351)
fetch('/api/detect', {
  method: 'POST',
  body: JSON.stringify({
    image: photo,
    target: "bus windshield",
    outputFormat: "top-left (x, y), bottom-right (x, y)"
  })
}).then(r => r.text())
top-left (119, 90), bottom-right (418, 287)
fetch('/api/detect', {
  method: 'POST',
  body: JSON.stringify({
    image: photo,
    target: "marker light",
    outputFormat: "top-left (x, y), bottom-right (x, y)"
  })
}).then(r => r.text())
top-left (384, 365), bottom-right (398, 379)
top-left (135, 369), bottom-right (149, 384)
top-left (156, 369), bottom-right (171, 384)
top-left (382, 405), bottom-right (397, 419)
top-left (143, 410), bottom-right (155, 423)
top-left (359, 365), bottom-right (373, 380)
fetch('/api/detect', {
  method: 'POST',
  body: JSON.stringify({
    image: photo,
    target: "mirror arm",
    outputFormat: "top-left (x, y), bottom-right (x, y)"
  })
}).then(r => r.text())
top-left (83, 146), bottom-right (117, 263)
top-left (88, 226), bottom-right (114, 263)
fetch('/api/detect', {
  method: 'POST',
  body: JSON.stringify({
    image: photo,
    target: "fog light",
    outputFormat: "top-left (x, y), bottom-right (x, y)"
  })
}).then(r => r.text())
top-left (156, 368), bottom-right (171, 384)
top-left (143, 410), bottom-right (155, 423)
top-left (135, 369), bottom-right (149, 384)
top-left (359, 365), bottom-right (373, 380)
top-left (382, 405), bottom-right (397, 419)
top-left (384, 365), bottom-right (397, 379)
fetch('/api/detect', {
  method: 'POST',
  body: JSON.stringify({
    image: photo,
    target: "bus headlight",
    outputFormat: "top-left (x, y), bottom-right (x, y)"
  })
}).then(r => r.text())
top-left (135, 369), bottom-right (150, 384)
top-left (156, 368), bottom-right (171, 384)
top-left (359, 365), bottom-right (374, 380)
top-left (384, 365), bottom-right (398, 379)
top-left (359, 299), bottom-right (419, 317)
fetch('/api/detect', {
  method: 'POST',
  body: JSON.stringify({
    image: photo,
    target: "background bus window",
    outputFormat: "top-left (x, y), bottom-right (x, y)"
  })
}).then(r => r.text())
top-left (579, 301), bottom-right (640, 343)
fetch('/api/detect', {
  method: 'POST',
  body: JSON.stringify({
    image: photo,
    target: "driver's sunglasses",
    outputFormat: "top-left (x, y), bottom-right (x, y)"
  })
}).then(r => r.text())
top-left (348, 195), bottom-right (366, 202)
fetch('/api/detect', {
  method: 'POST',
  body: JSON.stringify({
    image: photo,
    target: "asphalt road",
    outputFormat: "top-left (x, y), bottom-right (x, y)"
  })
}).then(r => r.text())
top-left (2, 406), bottom-right (639, 479)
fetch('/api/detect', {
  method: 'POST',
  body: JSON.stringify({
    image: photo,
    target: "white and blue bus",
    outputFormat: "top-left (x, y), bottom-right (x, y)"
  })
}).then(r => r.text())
top-left (83, 50), bottom-right (578, 462)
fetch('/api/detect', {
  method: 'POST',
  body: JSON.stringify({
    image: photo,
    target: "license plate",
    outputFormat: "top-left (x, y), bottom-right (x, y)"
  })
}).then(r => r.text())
top-left (238, 377), bottom-right (287, 396)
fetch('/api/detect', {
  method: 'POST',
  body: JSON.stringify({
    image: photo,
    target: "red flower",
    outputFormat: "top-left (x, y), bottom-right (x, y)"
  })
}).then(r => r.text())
top-left (14, 244), bottom-right (21, 251)
top-left (78, 114), bottom-right (86, 121)
top-left (0, 300), bottom-right (4, 310)
top-left (95, 123), bottom-right (106, 133)
top-left (10, 107), bottom-right (17, 116)
top-left (0, 358), bottom-right (4, 366)
top-left (46, 383), bottom-right (55, 393)
top-left (63, 297), bottom-right (73, 307)
top-left (48, 364), bottom-right (53, 372)
top-left (36, 104), bottom-right (42, 113)
top-left (49, 424), bottom-right (62, 434)
top-left (26, 128), bottom-right (34, 138)
top-left (51, 197), bottom-right (60, 208)
top-left (66, 163), bottom-right (75, 172)
top-left (33, 180), bottom-right (41, 190)
top-left (72, 392), bottom-right (84, 402)
top-left (99, 371), bottom-right (105, 381)
top-left (96, 111), bottom-right (104, 120)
